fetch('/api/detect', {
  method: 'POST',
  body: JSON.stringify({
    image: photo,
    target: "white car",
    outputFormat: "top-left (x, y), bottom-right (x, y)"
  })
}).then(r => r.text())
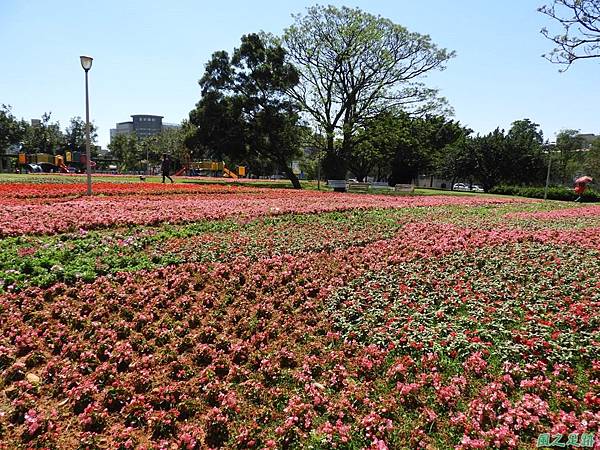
top-left (452, 183), bottom-right (469, 191)
top-left (471, 185), bottom-right (484, 192)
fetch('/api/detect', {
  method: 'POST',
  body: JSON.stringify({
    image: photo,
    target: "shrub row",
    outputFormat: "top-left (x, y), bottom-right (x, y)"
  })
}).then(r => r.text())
top-left (490, 184), bottom-right (600, 202)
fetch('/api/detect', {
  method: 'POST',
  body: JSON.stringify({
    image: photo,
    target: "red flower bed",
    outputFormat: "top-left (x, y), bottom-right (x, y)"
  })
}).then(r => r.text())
top-left (0, 182), bottom-right (259, 200)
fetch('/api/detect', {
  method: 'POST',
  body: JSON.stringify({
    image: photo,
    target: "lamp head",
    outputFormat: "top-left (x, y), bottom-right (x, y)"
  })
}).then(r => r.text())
top-left (80, 55), bottom-right (93, 71)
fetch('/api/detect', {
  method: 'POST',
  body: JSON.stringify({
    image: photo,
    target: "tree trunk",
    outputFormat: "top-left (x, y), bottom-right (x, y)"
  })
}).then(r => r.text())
top-left (322, 128), bottom-right (347, 179)
top-left (283, 167), bottom-right (302, 189)
top-left (323, 151), bottom-right (347, 179)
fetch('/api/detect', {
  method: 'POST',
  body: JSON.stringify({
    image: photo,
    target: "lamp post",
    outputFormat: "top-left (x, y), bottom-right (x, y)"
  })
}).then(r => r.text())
top-left (543, 142), bottom-right (555, 201)
top-left (80, 55), bottom-right (93, 195)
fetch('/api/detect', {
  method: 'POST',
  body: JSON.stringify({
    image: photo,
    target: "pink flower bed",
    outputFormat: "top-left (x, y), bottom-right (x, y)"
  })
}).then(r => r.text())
top-left (1, 218), bottom-right (598, 448)
top-left (0, 186), bottom-right (526, 236)
top-left (508, 205), bottom-right (600, 220)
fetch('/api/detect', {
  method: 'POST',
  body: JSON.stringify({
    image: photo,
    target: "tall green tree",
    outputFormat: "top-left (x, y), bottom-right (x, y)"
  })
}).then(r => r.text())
top-left (437, 134), bottom-right (477, 187)
top-left (386, 114), bottom-right (466, 185)
top-left (21, 112), bottom-right (63, 154)
top-left (108, 133), bottom-right (141, 172)
top-left (64, 117), bottom-right (98, 155)
top-left (470, 129), bottom-right (509, 192)
top-left (188, 90), bottom-right (247, 162)
top-left (144, 123), bottom-right (195, 168)
top-left (584, 137), bottom-right (600, 181)
top-left (189, 33), bottom-right (304, 188)
top-left (0, 105), bottom-right (27, 153)
top-left (554, 129), bottom-right (585, 183)
top-left (283, 5), bottom-right (454, 178)
top-left (349, 112), bottom-right (401, 182)
top-left (539, 0), bottom-right (600, 68)
top-left (504, 119), bottom-right (546, 184)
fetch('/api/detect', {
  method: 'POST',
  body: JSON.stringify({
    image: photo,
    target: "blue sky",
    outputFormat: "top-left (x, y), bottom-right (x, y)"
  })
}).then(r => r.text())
top-left (1, 0), bottom-right (598, 148)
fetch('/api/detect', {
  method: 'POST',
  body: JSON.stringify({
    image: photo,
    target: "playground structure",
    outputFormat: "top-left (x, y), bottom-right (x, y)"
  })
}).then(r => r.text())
top-left (19, 153), bottom-right (69, 173)
top-left (174, 160), bottom-right (246, 178)
top-left (18, 152), bottom-right (96, 173)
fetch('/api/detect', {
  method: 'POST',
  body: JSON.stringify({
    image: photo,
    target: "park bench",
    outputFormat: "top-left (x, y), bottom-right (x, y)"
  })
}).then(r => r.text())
top-left (328, 179), bottom-right (347, 192)
top-left (370, 182), bottom-right (393, 191)
top-left (394, 184), bottom-right (415, 193)
top-left (347, 182), bottom-right (370, 193)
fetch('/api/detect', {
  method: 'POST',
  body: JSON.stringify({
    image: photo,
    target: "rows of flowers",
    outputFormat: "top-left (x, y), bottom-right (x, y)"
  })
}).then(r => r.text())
top-left (0, 182), bottom-right (262, 204)
top-left (507, 204), bottom-right (600, 221)
top-left (8, 203), bottom-right (600, 293)
top-left (0, 186), bottom-right (526, 237)
top-left (1, 201), bottom-right (599, 448)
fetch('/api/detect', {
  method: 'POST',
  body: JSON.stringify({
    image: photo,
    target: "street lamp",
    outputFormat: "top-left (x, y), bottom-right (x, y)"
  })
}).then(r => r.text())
top-left (80, 55), bottom-right (93, 195)
top-left (543, 142), bottom-right (555, 201)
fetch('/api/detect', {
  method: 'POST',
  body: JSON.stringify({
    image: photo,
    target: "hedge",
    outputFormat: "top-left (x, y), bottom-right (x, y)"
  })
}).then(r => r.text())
top-left (489, 185), bottom-right (600, 202)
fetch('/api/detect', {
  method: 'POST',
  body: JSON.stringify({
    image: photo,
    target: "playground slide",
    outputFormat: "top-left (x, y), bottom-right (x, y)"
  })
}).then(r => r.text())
top-left (173, 166), bottom-right (187, 176)
top-left (58, 163), bottom-right (70, 173)
top-left (223, 167), bottom-right (238, 179)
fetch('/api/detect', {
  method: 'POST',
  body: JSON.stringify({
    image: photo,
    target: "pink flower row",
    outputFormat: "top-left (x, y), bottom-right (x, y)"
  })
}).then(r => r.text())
top-left (507, 205), bottom-right (600, 220)
top-left (0, 189), bottom-right (525, 236)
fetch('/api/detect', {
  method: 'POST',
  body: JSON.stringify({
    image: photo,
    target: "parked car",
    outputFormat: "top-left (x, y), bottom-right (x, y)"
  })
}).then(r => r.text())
top-left (471, 185), bottom-right (484, 192)
top-left (452, 183), bottom-right (469, 191)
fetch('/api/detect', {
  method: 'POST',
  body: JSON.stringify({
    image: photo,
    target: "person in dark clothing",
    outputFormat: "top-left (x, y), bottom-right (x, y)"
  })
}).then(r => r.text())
top-left (161, 154), bottom-right (174, 184)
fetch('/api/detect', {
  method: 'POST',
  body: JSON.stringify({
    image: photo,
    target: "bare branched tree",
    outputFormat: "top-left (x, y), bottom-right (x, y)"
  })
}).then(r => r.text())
top-left (539, 0), bottom-right (600, 69)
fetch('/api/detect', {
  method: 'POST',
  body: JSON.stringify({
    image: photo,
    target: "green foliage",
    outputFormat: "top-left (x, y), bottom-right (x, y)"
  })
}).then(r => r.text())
top-left (553, 129), bottom-right (586, 184)
top-left (443, 120), bottom-right (547, 191)
top-left (189, 33), bottom-right (304, 187)
top-left (0, 105), bottom-right (27, 153)
top-left (490, 184), bottom-right (600, 201)
top-left (390, 114), bottom-right (467, 185)
top-left (64, 116), bottom-right (98, 155)
top-left (283, 5), bottom-right (454, 178)
top-left (142, 123), bottom-right (193, 169)
top-left (108, 133), bottom-right (142, 172)
top-left (21, 112), bottom-right (64, 155)
top-left (583, 138), bottom-right (600, 181)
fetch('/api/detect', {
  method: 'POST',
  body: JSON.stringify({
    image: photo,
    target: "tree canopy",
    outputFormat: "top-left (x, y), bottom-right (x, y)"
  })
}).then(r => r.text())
top-left (21, 113), bottom-right (64, 155)
top-left (539, 0), bottom-right (600, 68)
top-left (282, 5), bottom-right (454, 178)
top-left (64, 116), bottom-right (98, 155)
top-left (189, 33), bottom-right (305, 188)
top-left (0, 105), bottom-right (27, 153)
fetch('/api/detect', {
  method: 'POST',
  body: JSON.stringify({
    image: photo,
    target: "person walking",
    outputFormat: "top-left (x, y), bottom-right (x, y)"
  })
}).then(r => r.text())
top-left (161, 154), bottom-right (174, 184)
top-left (574, 176), bottom-right (592, 202)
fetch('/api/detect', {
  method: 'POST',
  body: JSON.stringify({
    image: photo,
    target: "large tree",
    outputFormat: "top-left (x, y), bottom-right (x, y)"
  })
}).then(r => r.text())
top-left (583, 136), bottom-right (600, 180)
top-left (144, 123), bottom-right (195, 168)
top-left (189, 33), bottom-right (304, 188)
top-left (283, 5), bottom-right (454, 178)
top-left (504, 119), bottom-right (546, 184)
top-left (348, 112), bottom-right (399, 182)
top-left (539, 0), bottom-right (600, 68)
top-left (64, 116), bottom-right (98, 155)
top-left (388, 114), bottom-right (466, 185)
top-left (21, 112), bottom-right (63, 154)
top-left (554, 129), bottom-right (585, 183)
top-left (0, 105), bottom-right (27, 153)
top-left (470, 129), bottom-right (509, 192)
top-left (108, 133), bottom-right (142, 172)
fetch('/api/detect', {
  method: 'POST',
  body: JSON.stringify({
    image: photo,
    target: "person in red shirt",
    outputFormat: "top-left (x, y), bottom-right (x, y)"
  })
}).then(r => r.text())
top-left (574, 181), bottom-right (587, 202)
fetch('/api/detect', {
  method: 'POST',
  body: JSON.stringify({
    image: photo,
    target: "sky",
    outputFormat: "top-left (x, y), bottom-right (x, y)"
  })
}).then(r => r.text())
top-left (1, 0), bottom-right (598, 148)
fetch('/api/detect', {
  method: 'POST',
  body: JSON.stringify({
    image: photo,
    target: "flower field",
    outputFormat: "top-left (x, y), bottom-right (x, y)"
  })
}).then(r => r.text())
top-left (0, 180), bottom-right (598, 449)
